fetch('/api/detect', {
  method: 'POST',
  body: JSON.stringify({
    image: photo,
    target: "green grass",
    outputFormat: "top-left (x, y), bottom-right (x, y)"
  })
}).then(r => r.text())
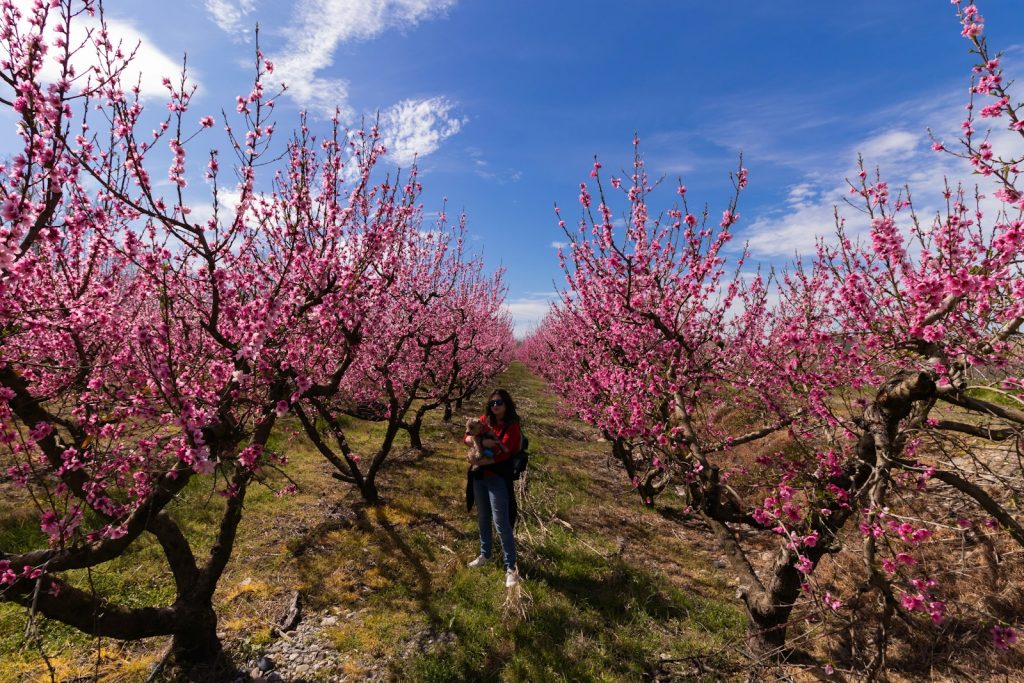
top-left (0, 362), bottom-right (745, 681)
top-left (965, 385), bottom-right (1024, 411)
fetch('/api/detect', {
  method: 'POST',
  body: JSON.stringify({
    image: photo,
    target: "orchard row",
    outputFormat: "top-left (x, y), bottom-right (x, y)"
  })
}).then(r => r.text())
top-left (0, 0), bottom-right (512, 666)
top-left (520, 1), bottom-right (1024, 673)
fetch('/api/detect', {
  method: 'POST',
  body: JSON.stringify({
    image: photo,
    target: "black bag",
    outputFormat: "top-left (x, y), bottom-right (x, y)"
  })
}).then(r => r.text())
top-left (511, 434), bottom-right (529, 480)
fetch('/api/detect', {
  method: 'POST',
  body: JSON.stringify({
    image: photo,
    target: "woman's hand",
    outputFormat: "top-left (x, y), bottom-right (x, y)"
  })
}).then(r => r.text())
top-left (481, 438), bottom-right (498, 449)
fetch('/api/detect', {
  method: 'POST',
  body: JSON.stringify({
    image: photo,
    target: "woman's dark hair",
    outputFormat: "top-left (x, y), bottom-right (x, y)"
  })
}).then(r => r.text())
top-left (484, 388), bottom-right (520, 426)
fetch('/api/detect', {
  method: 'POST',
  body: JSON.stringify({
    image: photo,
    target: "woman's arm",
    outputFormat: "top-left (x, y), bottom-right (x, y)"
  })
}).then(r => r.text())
top-left (483, 423), bottom-right (521, 463)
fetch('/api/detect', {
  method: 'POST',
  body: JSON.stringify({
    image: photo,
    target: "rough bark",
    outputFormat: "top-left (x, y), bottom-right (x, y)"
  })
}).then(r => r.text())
top-left (169, 602), bottom-right (222, 664)
top-left (406, 417), bottom-right (424, 450)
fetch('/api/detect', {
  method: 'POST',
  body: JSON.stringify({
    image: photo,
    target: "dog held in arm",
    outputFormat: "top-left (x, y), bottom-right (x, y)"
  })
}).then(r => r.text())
top-left (465, 418), bottom-right (507, 469)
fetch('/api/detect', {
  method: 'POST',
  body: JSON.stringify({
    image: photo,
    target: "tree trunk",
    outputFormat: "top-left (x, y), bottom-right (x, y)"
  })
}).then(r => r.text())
top-left (359, 476), bottom-right (380, 504)
top-left (744, 565), bottom-right (801, 659)
top-left (407, 417), bottom-right (424, 450)
top-left (442, 403), bottom-right (453, 423)
top-left (170, 602), bottom-right (222, 665)
top-left (406, 401), bottom-right (438, 450)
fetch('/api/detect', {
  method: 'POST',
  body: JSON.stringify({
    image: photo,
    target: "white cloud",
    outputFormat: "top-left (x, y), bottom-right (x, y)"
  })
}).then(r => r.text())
top-left (183, 187), bottom-right (247, 227)
top-left (202, 1), bottom-right (464, 158)
top-left (857, 129), bottom-right (922, 162)
top-left (380, 96), bottom-right (466, 166)
top-left (550, 241), bottom-right (567, 249)
top-left (271, 0), bottom-right (455, 115)
top-left (504, 295), bottom-right (557, 339)
top-left (204, 0), bottom-right (257, 36)
top-left (100, 18), bottom-right (191, 99)
top-left (741, 92), bottom-right (1024, 259)
top-left (5, 2), bottom-right (193, 100)
top-left (785, 182), bottom-right (818, 208)
top-left (745, 189), bottom-right (847, 258)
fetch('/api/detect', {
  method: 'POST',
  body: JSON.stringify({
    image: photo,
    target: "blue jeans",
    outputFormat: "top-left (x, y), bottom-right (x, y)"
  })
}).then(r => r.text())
top-left (473, 475), bottom-right (517, 570)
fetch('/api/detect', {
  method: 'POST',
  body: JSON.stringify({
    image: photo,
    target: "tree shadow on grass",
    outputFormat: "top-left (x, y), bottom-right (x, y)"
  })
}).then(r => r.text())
top-left (405, 546), bottom-right (727, 682)
top-left (360, 505), bottom-right (435, 599)
top-left (528, 555), bottom-right (693, 626)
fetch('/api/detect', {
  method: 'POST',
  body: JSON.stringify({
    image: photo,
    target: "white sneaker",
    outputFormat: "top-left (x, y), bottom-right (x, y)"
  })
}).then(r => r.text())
top-left (467, 554), bottom-right (489, 568)
top-left (505, 568), bottom-right (520, 587)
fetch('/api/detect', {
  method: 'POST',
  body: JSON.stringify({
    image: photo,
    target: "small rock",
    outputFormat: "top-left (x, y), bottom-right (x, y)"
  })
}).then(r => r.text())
top-left (288, 652), bottom-right (299, 662)
top-left (249, 670), bottom-right (262, 680)
top-left (280, 590), bottom-right (302, 631)
top-left (257, 656), bottom-right (275, 673)
top-left (321, 615), bottom-right (338, 626)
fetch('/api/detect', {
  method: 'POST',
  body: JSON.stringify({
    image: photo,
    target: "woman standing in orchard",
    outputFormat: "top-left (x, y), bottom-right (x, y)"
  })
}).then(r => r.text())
top-left (465, 389), bottom-right (521, 587)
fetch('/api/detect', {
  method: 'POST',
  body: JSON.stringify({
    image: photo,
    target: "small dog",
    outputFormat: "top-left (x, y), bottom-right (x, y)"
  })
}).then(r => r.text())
top-left (465, 418), bottom-right (499, 468)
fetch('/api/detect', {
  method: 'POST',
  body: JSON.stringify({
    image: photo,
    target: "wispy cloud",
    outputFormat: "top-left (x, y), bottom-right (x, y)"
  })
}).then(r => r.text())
top-left (380, 96), bottom-right (466, 166)
top-left (466, 146), bottom-right (521, 183)
top-left (203, 1), bottom-right (464, 159)
top-left (270, 0), bottom-right (455, 116)
top-left (550, 241), bottom-right (567, 249)
top-left (740, 79), bottom-right (1024, 260)
top-left (204, 0), bottom-right (256, 37)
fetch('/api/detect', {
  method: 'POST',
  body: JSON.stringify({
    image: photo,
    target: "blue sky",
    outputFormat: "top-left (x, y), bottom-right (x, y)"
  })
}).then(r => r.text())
top-left (11, 1), bottom-right (1024, 334)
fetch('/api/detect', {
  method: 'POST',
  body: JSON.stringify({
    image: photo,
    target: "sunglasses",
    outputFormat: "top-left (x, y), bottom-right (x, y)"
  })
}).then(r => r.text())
top-left (488, 399), bottom-right (505, 407)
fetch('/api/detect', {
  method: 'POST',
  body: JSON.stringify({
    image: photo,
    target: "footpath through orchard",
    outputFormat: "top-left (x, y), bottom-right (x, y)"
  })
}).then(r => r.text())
top-left (1, 362), bottom-right (745, 682)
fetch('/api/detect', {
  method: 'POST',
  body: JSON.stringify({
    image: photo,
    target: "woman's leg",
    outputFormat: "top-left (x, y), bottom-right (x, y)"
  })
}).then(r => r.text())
top-left (485, 477), bottom-right (517, 570)
top-left (473, 477), bottom-right (493, 559)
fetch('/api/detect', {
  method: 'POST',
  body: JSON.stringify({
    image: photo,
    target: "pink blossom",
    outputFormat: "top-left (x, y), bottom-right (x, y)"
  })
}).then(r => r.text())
top-left (896, 552), bottom-right (917, 566)
top-left (991, 625), bottom-right (1018, 650)
top-left (901, 593), bottom-right (925, 611)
